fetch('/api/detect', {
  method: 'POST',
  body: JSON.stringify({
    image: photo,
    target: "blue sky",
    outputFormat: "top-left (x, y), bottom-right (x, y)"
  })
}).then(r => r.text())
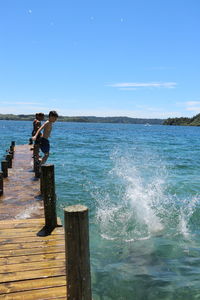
top-left (0, 0), bottom-right (200, 118)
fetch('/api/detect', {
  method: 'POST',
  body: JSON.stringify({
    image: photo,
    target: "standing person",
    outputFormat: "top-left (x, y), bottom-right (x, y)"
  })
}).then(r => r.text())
top-left (32, 113), bottom-right (45, 137)
top-left (32, 113), bottom-right (39, 137)
top-left (32, 110), bottom-right (58, 165)
top-left (31, 113), bottom-right (44, 158)
top-left (29, 113), bottom-right (39, 145)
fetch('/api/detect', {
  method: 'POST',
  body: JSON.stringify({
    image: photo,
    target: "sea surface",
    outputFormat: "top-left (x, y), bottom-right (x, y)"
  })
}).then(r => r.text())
top-left (1, 120), bottom-right (200, 299)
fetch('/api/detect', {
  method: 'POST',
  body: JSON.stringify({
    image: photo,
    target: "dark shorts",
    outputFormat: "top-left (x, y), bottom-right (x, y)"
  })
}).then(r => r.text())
top-left (40, 138), bottom-right (50, 153)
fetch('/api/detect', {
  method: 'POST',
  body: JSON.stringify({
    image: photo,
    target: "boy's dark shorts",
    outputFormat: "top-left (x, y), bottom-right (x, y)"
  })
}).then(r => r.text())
top-left (40, 138), bottom-right (50, 153)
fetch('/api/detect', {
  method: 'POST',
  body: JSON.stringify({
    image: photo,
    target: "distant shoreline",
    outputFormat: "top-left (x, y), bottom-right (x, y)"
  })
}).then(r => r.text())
top-left (2, 113), bottom-right (200, 126)
top-left (0, 114), bottom-right (164, 125)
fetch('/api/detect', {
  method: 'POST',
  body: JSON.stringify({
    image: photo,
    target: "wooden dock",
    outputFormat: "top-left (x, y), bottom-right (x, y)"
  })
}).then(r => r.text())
top-left (0, 144), bottom-right (43, 220)
top-left (0, 144), bottom-right (67, 299)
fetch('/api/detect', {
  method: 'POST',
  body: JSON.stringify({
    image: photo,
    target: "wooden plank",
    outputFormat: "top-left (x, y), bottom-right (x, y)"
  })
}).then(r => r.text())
top-left (0, 201), bottom-right (42, 209)
top-left (0, 239), bottom-right (64, 251)
top-left (0, 286), bottom-right (66, 299)
top-left (0, 258), bottom-right (65, 273)
top-left (0, 225), bottom-right (62, 233)
top-left (0, 245), bottom-right (65, 258)
top-left (0, 227), bottom-right (64, 238)
top-left (0, 219), bottom-right (44, 229)
top-left (0, 218), bottom-right (44, 225)
top-left (0, 218), bottom-right (62, 229)
top-left (0, 266), bottom-right (66, 283)
top-left (0, 234), bottom-right (64, 245)
top-left (0, 227), bottom-right (47, 234)
top-left (0, 218), bottom-right (61, 229)
top-left (0, 276), bottom-right (66, 294)
top-left (0, 252), bottom-right (65, 266)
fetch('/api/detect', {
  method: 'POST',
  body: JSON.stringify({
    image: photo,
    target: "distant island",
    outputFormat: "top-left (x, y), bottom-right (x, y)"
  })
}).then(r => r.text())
top-left (0, 114), bottom-right (164, 125)
top-left (163, 113), bottom-right (200, 126)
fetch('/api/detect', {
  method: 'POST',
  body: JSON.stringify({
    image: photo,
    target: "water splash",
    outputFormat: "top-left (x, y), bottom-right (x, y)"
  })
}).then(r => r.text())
top-left (177, 196), bottom-right (200, 237)
top-left (95, 147), bottom-right (200, 242)
top-left (95, 148), bottom-right (166, 241)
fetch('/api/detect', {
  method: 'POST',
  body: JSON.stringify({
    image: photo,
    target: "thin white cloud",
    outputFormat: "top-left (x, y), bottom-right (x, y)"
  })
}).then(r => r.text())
top-left (186, 101), bottom-right (200, 106)
top-left (180, 101), bottom-right (200, 112)
top-left (174, 101), bottom-right (200, 116)
top-left (107, 82), bottom-right (177, 89)
top-left (0, 100), bottom-right (55, 114)
top-left (186, 106), bottom-right (200, 112)
top-left (58, 108), bottom-right (182, 119)
top-left (0, 106), bottom-right (50, 114)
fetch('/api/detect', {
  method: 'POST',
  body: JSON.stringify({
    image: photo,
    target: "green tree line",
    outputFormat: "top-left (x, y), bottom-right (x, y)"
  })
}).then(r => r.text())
top-left (0, 114), bottom-right (164, 125)
top-left (163, 113), bottom-right (200, 126)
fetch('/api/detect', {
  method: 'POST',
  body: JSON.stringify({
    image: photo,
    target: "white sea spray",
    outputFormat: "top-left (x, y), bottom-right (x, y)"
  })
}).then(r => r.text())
top-left (95, 148), bottom-right (168, 241)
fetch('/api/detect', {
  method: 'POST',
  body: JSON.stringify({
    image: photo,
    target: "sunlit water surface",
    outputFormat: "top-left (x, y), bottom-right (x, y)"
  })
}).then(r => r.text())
top-left (1, 120), bottom-right (200, 299)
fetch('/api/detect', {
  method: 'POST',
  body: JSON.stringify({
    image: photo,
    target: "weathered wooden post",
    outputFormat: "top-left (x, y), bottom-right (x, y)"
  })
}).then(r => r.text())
top-left (5, 154), bottom-right (12, 168)
top-left (9, 145), bottom-right (14, 157)
top-left (33, 145), bottom-right (40, 178)
top-left (34, 160), bottom-right (40, 178)
top-left (9, 150), bottom-right (14, 159)
top-left (40, 165), bottom-right (44, 196)
top-left (0, 171), bottom-right (3, 196)
top-left (1, 160), bottom-right (8, 178)
top-left (64, 205), bottom-right (92, 300)
top-left (10, 141), bottom-right (15, 153)
top-left (42, 164), bottom-right (57, 231)
top-left (33, 145), bottom-right (37, 170)
top-left (10, 144), bottom-right (14, 152)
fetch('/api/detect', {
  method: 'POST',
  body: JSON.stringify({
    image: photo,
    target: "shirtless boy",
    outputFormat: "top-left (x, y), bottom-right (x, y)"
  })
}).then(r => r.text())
top-left (32, 111), bottom-right (58, 165)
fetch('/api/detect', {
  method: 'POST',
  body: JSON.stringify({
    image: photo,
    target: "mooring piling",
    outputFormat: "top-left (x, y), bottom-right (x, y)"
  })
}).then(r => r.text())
top-left (33, 145), bottom-right (40, 178)
top-left (1, 160), bottom-right (8, 178)
top-left (5, 153), bottom-right (12, 168)
top-left (40, 165), bottom-right (44, 196)
top-left (9, 150), bottom-right (14, 159)
top-left (34, 160), bottom-right (40, 178)
top-left (8, 141), bottom-right (15, 159)
top-left (0, 171), bottom-right (3, 196)
top-left (9, 145), bottom-right (14, 157)
top-left (64, 204), bottom-right (92, 300)
top-left (41, 164), bottom-right (57, 231)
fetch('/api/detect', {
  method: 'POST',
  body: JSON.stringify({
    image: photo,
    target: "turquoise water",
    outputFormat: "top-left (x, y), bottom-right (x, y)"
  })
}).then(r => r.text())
top-left (1, 120), bottom-right (200, 299)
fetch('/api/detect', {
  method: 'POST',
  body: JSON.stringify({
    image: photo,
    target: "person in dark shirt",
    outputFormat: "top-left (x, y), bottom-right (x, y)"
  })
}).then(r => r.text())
top-left (31, 112), bottom-right (44, 159)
